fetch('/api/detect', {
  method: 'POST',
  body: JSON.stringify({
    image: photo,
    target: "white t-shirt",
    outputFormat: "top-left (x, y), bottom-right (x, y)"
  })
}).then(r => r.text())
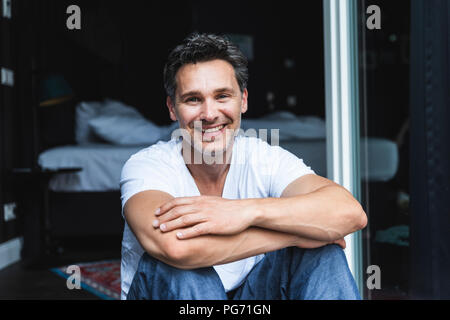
top-left (119, 135), bottom-right (315, 300)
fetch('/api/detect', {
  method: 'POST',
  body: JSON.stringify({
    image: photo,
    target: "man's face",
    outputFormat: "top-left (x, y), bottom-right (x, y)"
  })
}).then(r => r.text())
top-left (167, 59), bottom-right (248, 158)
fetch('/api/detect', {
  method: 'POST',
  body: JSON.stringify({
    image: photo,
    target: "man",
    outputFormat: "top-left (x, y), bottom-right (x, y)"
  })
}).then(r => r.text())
top-left (120, 33), bottom-right (367, 300)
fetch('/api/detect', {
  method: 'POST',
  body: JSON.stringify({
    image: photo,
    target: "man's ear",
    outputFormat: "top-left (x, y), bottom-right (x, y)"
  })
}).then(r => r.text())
top-left (241, 88), bottom-right (248, 114)
top-left (166, 96), bottom-right (178, 121)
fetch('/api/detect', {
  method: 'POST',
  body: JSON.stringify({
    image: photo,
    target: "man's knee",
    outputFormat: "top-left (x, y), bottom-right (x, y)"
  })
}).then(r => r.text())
top-left (298, 244), bottom-right (360, 299)
top-left (301, 244), bottom-right (347, 264)
top-left (128, 253), bottom-right (227, 300)
top-left (136, 252), bottom-right (164, 272)
top-left (317, 244), bottom-right (347, 261)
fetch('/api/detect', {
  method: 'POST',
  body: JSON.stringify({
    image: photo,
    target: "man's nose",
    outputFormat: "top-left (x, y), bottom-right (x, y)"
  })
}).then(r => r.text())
top-left (199, 99), bottom-right (219, 122)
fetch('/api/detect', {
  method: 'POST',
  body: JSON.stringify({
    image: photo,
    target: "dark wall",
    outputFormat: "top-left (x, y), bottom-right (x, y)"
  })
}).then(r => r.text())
top-left (32, 0), bottom-right (326, 126)
top-left (0, 0), bottom-right (21, 244)
top-left (190, 0), bottom-right (325, 119)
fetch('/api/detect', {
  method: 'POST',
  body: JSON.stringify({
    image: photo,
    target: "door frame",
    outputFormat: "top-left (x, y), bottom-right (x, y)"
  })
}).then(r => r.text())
top-left (323, 0), bottom-right (364, 297)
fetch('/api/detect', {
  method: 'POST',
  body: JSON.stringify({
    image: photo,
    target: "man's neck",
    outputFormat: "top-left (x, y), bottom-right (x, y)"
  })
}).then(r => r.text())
top-left (182, 142), bottom-right (233, 190)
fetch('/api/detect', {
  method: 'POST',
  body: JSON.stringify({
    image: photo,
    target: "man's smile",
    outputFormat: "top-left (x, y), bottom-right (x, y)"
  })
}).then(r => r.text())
top-left (202, 124), bottom-right (225, 133)
top-left (202, 124), bottom-right (225, 142)
top-left (192, 123), bottom-right (230, 142)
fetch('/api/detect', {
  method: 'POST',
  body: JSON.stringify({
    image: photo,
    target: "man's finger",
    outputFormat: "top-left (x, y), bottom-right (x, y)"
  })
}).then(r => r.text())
top-left (156, 205), bottom-right (197, 226)
top-left (159, 214), bottom-right (206, 233)
top-left (176, 223), bottom-right (210, 240)
top-left (156, 196), bottom-right (198, 216)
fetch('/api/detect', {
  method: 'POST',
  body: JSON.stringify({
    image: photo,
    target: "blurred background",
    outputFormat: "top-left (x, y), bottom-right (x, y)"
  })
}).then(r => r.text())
top-left (0, 0), bottom-right (448, 300)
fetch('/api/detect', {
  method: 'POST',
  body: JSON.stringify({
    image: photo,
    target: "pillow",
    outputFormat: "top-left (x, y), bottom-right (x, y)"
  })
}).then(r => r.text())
top-left (87, 99), bottom-right (163, 145)
top-left (241, 111), bottom-right (326, 141)
top-left (75, 100), bottom-right (104, 144)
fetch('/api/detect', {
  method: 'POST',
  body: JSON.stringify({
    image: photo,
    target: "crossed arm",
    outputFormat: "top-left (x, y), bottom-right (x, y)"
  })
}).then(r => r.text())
top-left (124, 174), bottom-right (367, 269)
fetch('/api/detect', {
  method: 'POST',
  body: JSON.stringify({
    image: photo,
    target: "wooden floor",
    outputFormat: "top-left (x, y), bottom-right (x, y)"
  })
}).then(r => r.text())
top-left (0, 237), bottom-right (121, 300)
top-left (0, 236), bottom-right (409, 300)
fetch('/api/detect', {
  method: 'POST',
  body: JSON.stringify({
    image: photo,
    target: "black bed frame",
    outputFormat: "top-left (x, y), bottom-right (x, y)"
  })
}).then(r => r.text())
top-left (48, 191), bottom-right (124, 239)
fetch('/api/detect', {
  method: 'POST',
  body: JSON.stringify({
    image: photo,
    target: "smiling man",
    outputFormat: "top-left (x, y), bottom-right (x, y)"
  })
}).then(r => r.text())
top-left (120, 33), bottom-right (367, 300)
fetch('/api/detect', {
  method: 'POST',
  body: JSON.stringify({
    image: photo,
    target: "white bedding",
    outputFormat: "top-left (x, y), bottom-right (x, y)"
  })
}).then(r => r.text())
top-left (38, 143), bottom-right (144, 192)
top-left (38, 137), bottom-right (398, 192)
top-left (281, 137), bottom-right (398, 182)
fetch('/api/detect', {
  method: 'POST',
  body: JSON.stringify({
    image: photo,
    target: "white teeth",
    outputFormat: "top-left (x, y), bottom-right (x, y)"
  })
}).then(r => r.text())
top-left (202, 125), bottom-right (224, 133)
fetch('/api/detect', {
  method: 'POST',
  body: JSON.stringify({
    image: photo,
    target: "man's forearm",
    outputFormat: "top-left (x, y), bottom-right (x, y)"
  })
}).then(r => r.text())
top-left (250, 185), bottom-right (367, 242)
top-left (164, 227), bottom-right (329, 270)
top-left (149, 186), bottom-right (361, 268)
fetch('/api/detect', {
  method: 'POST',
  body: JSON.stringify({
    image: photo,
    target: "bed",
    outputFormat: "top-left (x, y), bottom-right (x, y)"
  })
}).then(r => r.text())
top-left (38, 138), bottom-right (398, 192)
top-left (37, 99), bottom-right (398, 239)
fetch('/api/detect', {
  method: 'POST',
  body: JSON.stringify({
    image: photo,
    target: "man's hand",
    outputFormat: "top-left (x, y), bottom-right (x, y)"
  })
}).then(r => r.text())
top-left (153, 196), bottom-right (255, 239)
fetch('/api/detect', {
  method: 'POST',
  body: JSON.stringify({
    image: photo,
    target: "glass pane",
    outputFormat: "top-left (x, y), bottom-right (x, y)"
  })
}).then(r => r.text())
top-left (357, 0), bottom-right (411, 299)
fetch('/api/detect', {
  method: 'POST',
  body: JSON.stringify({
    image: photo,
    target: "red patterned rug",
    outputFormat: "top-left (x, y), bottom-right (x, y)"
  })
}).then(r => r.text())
top-left (51, 259), bottom-right (121, 300)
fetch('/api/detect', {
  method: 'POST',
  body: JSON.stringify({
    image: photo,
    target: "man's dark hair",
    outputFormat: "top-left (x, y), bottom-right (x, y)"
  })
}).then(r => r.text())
top-left (163, 33), bottom-right (249, 102)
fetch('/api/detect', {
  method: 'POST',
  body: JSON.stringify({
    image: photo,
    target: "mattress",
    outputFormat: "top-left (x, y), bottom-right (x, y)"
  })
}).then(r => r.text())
top-left (280, 137), bottom-right (398, 182)
top-left (38, 137), bottom-right (398, 192)
top-left (38, 143), bottom-right (144, 192)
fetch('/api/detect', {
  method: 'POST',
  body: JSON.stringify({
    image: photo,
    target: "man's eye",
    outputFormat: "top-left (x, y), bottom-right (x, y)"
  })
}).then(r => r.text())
top-left (217, 94), bottom-right (229, 100)
top-left (186, 97), bottom-right (200, 103)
